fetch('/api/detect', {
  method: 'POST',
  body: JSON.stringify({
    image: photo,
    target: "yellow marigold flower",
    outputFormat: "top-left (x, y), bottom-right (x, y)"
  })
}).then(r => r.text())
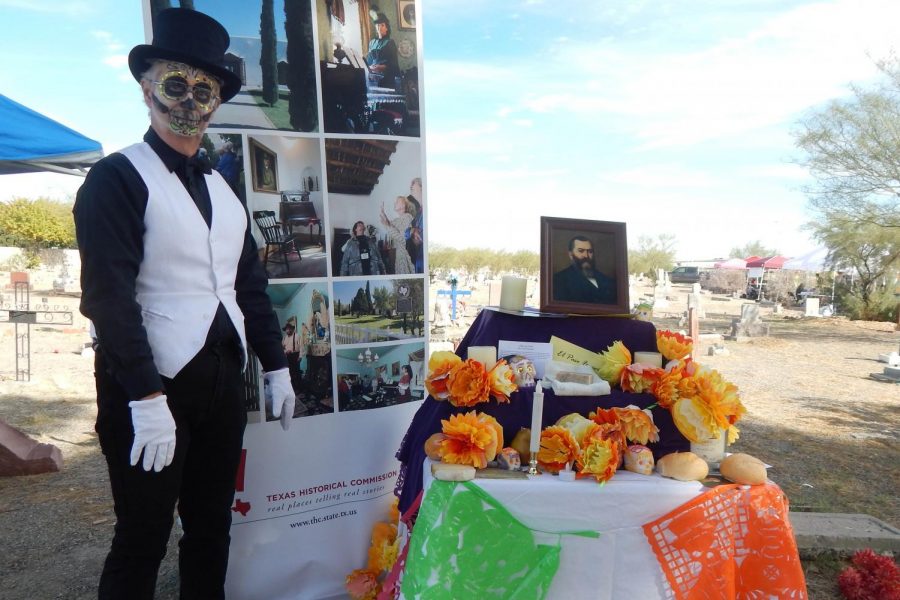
top-left (345, 568), bottom-right (381, 600)
top-left (657, 330), bottom-right (693, 361)
top-left (726, 424), bottom-right (740, 444)
top-left (488, 359), bottom-right (518, 403)
top-left (388, 496), bottom-right (400, 524)
top-left (366, 521), bottom-right (398, 572)
top-left (595, 340), bottom-right (632, 384)
top-left (613, 405), bottom-right (660, 444)
top-left (536, 426), bottom-right (580, 474)
top-left (555, 413), bottom-right (597, 446)
top-left (671, 397), bottom-right (719, 443)
top-left (425, 351), bottom-right (462, 400)
top-left (576, 438), bottom-right (620, 483)
top-left (446, 359), bottom-right (491, 408)
top-left (440, 411), bottom-right (501, 468)
top-left (620, 363), bottom-right (664, 393)
top-left (586, 408), bottom-right (627, 458)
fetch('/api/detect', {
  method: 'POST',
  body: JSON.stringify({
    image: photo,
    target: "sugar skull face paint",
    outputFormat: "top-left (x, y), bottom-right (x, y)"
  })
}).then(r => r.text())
top-left (146, 61), bottom-right (221, 137)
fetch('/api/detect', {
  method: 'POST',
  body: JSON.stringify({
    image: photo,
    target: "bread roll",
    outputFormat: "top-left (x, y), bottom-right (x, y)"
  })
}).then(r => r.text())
top-left (431, 462), bottom-right (476, 482)
top-left (720, 453), bottom-right (767, 485)
top-left (656, 452), bottom-right (708, 481)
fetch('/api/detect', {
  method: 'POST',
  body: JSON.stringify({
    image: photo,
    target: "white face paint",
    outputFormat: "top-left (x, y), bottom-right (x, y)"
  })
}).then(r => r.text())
top-left (146, 61), bottom-right (221, 137)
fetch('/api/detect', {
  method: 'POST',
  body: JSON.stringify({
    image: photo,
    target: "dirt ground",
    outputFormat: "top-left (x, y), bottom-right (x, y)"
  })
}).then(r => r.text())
top-left (1, 278), bottom-right (897, 599)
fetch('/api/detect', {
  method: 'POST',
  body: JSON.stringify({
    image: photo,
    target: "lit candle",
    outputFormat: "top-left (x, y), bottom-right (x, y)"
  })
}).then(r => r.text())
top-left (499, 276), bottom-right (527, 311)
top-left (467, 346), bottom-right (497, 370)
top-left (529, 380), bottom-right (544, 457)
top-left (633, 351), bottom-right (663, 369)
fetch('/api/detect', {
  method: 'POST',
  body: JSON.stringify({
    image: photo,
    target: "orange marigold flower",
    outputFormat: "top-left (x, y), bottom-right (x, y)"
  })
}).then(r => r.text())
top-left (586, 408), bottom-right (627, 460)
top-left (346, 568), bottom-right (381, 600)
top-left (596, 340), bottom-right (632, 384)
top-left (651, 368), bottom-right (683, 409)
top-left (613, 405), bottom-right (660, 444)
top-left (476, 412), bottom-right (504, 462)
top-left (425, 351), bottom-right (463, 400)
top-left (366, 521), bottom-right (398, 572)
top-left (440, 411), bottom-right (501, 468)
top-left (488, 359), bottom-right (518, 403)
top-left (657, 330), bottom-right (693, 361)
top-left (620, 363), bottom-right (664, 393)
top-left (576, 438), bottom-right (620, 483)
top-left (536, 426), bottom-right (580, 474)
top-left (555, 413), bottom-right (598, 446)
top-left (446, 359), bottom-right (491, 408)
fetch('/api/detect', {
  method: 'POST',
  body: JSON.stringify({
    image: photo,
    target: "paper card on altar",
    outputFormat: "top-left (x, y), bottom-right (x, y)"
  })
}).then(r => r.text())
top-left (549, 336), bottom-right (603, 371)
top-left (498, 340), bottom-right (552, 378)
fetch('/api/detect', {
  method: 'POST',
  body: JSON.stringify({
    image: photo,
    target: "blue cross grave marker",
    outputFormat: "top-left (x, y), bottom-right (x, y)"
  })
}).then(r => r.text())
top-left (436, 277), bottom-right (471, 321)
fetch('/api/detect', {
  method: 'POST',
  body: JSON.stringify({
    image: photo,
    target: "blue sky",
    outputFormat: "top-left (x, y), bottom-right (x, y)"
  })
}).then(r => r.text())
top-left (0, 0), bottom-right (896, 259)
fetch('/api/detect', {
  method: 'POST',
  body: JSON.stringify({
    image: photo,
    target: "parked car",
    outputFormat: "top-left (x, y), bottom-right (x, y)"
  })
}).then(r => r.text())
top-left (669, 266), bottom-right (701, 284)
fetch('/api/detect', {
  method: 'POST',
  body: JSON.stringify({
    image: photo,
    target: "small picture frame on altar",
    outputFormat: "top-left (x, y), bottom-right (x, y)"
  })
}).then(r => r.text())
top-left (540, 216), bottom-right (629, 316)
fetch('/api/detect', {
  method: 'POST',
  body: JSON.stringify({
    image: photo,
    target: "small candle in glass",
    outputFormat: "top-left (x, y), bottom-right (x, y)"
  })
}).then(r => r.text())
top-left (467, 346), bottom-right (497, 370)
top-left (633, 351), bottom-right (664, 369)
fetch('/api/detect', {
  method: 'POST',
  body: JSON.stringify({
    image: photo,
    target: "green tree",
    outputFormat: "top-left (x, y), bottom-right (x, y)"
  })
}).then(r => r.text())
top-left (284, 0), bottom-right (317, 131)
top-left (0, 198), bottom-right (76, 252)
top-left (728, 241), bottom-right (778, 259)
top-left (628, 234), bottom-right (677, 280)
top-left (372, 285), bottom-right (391, 316)
top-left (809, 219), bottom-right (899, 320)
top-left (795, 58), bottom-right (900, 230)
top-left (509, 249), bottom-right (540, 275)
top-left (259, 0), bottom-right (279, 106)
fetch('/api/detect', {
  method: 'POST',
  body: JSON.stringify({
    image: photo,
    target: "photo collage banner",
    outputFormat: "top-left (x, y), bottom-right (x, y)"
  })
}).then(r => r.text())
top-left (139, 1), bottom-right (426, 597)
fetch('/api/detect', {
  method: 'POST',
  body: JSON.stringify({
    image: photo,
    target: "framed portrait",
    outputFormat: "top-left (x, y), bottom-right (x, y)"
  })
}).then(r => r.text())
top-left (392, 361), bottom-right (400, 377)
top-left (397, 0), bottom-right (416, 30)
top-left (249, 138), bottom-right (279, 193)
top-left (540, 217), bottom-right (629, 316)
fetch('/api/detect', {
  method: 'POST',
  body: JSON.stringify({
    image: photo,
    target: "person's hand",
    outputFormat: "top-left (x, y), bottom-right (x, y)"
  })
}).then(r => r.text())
top-left (128, 395), bottom-right (176, 472)
top-left (264, 368), bottom-right (295, 431)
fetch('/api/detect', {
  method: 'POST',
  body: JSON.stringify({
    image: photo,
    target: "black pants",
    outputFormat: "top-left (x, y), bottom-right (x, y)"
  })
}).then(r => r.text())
top-left (95, 341), bottom-right (246, 600)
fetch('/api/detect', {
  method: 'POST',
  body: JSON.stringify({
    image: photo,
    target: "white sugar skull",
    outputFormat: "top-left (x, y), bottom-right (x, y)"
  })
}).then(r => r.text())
top-left (624, 445), bottom-right (655, 475)
top-left (505, 355), bottom-right (536, 387)
top-left (143, 60), bottom-right (221, 137)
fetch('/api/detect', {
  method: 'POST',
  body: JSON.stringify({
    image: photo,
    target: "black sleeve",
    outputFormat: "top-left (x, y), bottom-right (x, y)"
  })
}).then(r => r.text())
top-left (74, 154), bottom-right (164, 399)
top-left (234, 210), bottom-right (288, 373)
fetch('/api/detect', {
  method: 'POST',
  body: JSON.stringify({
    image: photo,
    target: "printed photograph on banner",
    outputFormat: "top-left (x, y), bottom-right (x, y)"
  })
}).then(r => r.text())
top-left (336, 341), bottom-right (425, 411)
top-left (201, 132), bottom-right (245, 201)
top-left (327, 139), bottom-right (423, 276)
top-left (260, 282), bottom-right (335, 421)
top-left (333, 277), bottom-right (425, 343)
top-left (246, 134), bottom-right (327, 279)
top-left (148, 0), bottom-right (319, 132)
top-left (316, 0), bottom-right (420, 136)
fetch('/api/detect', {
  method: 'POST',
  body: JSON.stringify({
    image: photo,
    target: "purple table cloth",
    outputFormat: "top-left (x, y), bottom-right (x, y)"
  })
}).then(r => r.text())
top-left (395, 309), bottom-right (689, 511)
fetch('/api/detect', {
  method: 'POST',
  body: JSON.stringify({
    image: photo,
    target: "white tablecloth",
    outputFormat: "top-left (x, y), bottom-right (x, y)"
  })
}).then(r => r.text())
top-left (417, 460), bottom-right (704, 599)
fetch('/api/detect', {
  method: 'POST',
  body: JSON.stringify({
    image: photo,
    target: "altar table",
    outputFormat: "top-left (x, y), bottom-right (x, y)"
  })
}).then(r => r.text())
top-left (399, 460), bottom-right (806, 599)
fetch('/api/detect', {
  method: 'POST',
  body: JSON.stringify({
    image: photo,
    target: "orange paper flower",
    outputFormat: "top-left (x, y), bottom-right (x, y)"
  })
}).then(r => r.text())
top-left (346, 568), bottom-right (381, 600)
top-left (536, 426), bottom-right (580, 474)
top-left (388, 496), bottom-right (400, 525)
top-left (446, 359), bottom-right (492, 408)
top-left (576, 438), bottom-right (620, 483)
top-left (425, 351), bottom-right (463, 399)
top-left (366, 521), bottom-right (399, 573)
top-left (620, 363), bottom-right (664, 393)
top-left (596, 340), bottom-right (632, 384)
top-left (613, 405), bottom-right (660, 444)
top-left (587, 407), bottom-right (627, 458)
top-left (488, 359), bottom-right (518, 403)
top-left (657, 330), bottom-right (693, 361)
top-left (651, 360), bottom-right (692, 409)
top-left (440, 411), bottom-right (501, 468)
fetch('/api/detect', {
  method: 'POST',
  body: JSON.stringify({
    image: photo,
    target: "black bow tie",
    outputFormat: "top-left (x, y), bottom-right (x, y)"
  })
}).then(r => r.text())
top-left (187, 153), bottom-right (212, 175)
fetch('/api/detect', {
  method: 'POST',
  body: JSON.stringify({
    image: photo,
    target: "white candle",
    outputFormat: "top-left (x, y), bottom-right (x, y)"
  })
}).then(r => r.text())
top-left (529, 380), bottom-right (544, 457)
top-left (633, 351), bottom-right (663, 369)
top-left (467, 346), bottom-right (497, 370)
top-left (559, 461), bottom-right (576, 482)
top-left (499, 276), bottom-right (527, 311)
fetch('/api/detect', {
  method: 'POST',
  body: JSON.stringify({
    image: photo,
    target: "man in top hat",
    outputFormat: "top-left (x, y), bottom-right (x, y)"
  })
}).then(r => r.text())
top-left (366, 12), bottom-right (400, 88)
top-left (73, 8), bottom-right (295, 598)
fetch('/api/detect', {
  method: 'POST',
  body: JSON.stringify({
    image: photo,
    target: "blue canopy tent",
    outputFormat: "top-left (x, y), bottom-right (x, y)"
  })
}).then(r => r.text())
top-left (0, 93), bottom-right (103, 177)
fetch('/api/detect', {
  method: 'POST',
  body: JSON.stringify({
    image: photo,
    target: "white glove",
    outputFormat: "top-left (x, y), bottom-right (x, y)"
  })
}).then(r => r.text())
top-left (128, 395), bottom-right (177, 472)
top-left (265, 368), bottom-right (295, 431)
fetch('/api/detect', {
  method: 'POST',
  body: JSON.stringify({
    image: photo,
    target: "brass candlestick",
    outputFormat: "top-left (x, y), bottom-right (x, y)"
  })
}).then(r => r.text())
top-left (528, 458), bottom-right (539, 475)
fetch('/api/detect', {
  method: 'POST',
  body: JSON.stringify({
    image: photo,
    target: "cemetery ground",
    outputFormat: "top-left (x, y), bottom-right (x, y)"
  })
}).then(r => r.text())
top-left (0, 280), bottom-right (896, 598)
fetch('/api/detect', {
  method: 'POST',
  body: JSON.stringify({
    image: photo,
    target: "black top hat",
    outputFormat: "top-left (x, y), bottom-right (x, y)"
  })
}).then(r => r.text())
top-left (128, 8), bottom-right (242, 102)
top-left (374, 12), bottom-right (390, 24)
